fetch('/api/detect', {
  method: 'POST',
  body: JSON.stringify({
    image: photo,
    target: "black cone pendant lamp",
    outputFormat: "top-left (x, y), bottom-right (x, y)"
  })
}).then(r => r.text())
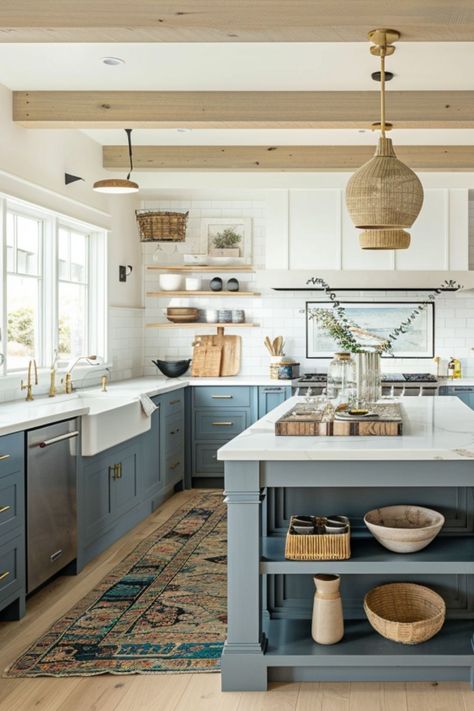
top-left (93, 128), bottom-right (139, 194)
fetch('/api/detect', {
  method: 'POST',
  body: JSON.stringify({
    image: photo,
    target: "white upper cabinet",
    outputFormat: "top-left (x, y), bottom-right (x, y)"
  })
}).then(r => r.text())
top-left (289, 190), bottom-right (341, 270)
top-left (265, 187), bottom-right (469, 272)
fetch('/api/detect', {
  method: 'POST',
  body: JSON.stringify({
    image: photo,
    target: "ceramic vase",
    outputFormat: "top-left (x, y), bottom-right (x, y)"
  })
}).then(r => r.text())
top-left (210, 277), bottom-right (223, 292)
top-left (354, 351), bottom-right (381, 406)
top-left (311, 574), bottom-right (344, 645)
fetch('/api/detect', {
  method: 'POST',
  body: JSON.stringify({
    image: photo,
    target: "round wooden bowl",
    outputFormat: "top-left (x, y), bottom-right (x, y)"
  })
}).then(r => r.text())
top-left (166, 307), bottom-right (198, 315)
top-left (364, 582), bottom-right (445, 645)
top-left (364, 505), bottom-right (444, 553)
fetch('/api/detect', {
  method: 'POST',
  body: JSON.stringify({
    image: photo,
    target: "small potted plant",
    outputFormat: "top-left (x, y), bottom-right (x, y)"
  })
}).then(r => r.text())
top-left (209, 228), bottom-right (242, 257)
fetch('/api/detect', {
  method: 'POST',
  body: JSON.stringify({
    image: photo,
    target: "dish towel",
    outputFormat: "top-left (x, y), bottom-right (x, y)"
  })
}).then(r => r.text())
top-left (139, 394), bottom-right (158, 417)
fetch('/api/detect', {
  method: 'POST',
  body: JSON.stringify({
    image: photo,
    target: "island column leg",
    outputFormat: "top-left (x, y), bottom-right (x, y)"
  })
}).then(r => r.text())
top-left (221, 461), bottom-right (267, 691)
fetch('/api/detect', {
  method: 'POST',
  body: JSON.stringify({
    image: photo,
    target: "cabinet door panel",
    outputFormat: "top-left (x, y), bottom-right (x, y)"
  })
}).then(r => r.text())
top-left (258, 386), bottom-right (291, 418)
top-left (395, 189), bottom-right (448, 270)
top-left (82, 460), bottom-right (113, 543)
top-left (289, 190), bottom-right (341, 270)
top-left (0, 471), bottom-right (23, 540)
top-left (112, 452), bottom-right (140, 520)
top-left (143, 406), bottom-right (162, 498)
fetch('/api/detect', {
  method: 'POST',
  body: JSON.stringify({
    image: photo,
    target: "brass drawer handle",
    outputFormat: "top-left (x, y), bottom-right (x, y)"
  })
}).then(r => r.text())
top-left (211, 395), bottom-right (233, 399)
top-left (212, 455), bottom-right (217, 460)
top-left (0, 454), bottom-right (11, 461)
top-left (263, 387), bottom-right (284, 392)
top-left (212, 421), bottom-right (233, 426)
top-left (169, 399), bottom-right (181, 405)
top-left (0, 571), bottom-right (10, 582)
top-left (0, 505), bottom-right (11, 514)
top-left (170, 461), bottom-right (180, 471)
top-left (109, 463), bottom-right (122, 480)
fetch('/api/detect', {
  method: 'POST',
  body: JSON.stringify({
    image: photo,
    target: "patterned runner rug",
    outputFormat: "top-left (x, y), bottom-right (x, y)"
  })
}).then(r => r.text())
top-left (6, 492), bottom-right (226, 677)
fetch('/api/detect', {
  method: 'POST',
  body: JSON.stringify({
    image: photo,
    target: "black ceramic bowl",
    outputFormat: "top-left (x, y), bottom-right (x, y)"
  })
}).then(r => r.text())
top-left (152, 359), bottom-right (191, 378)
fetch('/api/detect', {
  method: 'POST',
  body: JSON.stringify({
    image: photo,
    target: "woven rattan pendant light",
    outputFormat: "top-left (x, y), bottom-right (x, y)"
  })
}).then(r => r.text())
top-left (345, 29), bottom-right (423, 250)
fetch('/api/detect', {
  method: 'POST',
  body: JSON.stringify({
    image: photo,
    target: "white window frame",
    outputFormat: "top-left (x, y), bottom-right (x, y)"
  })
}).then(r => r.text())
top-left (0, 194), bottom-right (107, 376)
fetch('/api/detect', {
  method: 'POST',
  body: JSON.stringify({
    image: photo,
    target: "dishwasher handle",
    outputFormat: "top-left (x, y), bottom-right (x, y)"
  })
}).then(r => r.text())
top-left (37, 431), bottom-right (80, 448)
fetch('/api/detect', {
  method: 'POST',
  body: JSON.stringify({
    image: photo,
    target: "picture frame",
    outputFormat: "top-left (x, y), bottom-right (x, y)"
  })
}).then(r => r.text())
top-left (306, 301), bottom-right (435, 359)
top-left (199, 217), bottom-right (252, 262)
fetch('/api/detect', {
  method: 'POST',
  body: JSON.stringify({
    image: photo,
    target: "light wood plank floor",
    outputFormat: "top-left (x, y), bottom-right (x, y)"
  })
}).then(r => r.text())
top-left (0, 489), bottom-right (471, 711)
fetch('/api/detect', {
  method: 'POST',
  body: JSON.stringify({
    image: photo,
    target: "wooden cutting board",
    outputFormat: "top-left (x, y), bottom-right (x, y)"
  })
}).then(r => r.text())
top-left (192, 330), bottom-right (241, 377)
top-left (276, 403), bottom-right (403, 437)
top-left (191, 339), bottom-right (222, 377)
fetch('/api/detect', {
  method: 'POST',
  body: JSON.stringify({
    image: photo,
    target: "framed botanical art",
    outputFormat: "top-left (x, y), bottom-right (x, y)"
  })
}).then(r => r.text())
top-left (200, 217), bottom-right (252, 262)
top-left (306, 301), bottom-right (435, 359)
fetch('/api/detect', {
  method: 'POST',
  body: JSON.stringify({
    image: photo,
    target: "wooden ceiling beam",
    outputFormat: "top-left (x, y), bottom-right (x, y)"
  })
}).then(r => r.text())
top-left (103, 145), bottom-right (474, 172)
top-left (13, 91), bottom-right (474, 129)
top-left (1, 1), bottom-right (474, 42)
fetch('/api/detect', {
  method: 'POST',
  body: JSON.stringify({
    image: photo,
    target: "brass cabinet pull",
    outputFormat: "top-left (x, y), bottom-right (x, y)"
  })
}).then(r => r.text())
top-left (0, 454), bottom-right (11, 461)
top-left (170, 428), bottom-right (180, 435)
top-left (0, 570), bottom-right (10, 582)
top-left (109, 463), bottom-right (122, 480)
top-left (169, 399), bottom-right (181, 405)
top-left (0, 505), bottom-right (11, 514)
top-left (263, 387), bottom-right (283, 393)
top-left (211, 395), bottom-right (233, 399)
top-left (212, 455), bottom-right (217, 460)
top-left (212, 421), bottom-right (233, 426)
top-left (170, 461), bottom-right (180, 471)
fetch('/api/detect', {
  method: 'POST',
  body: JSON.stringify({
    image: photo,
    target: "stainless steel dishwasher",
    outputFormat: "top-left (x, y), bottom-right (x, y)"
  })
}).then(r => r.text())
top-left (27, 419), bottom-right (79, 593)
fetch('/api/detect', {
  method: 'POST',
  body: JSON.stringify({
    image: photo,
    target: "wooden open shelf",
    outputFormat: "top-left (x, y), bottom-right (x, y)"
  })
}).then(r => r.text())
top-left (146, 290), bottom-right (260, 297)
top-left (146, 265), bottom-right (254, 272)
top-left (146, 322), bottom-right (260, 329)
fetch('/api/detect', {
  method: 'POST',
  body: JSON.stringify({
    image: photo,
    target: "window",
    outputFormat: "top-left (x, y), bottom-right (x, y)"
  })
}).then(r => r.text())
top-left (0, 197), bottom-right (107, 374)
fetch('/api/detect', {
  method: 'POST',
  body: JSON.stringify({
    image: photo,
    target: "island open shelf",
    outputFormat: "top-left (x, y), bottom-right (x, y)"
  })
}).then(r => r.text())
top-left (219, 396), bottom-right (474, 692)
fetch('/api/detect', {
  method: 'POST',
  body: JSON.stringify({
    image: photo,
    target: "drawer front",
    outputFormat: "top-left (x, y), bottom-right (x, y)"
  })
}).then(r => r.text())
top-left (0, 534), bottom-right (24, 603)
top-left (194, 409), bottom-right (249, 440)
top-left (164, 413), bottom-right (185, 455)
top-left (165, 452), bottom-right (185, 486)
top-left (193, 386), bottom-right (251, 409)
top-left (0, 432), bottom-right (24, 480)
top-left (194, 443), bottom-right (224, 477)
top-left (161, 390), bottom-right (185, 418)
top-left (0, 471), bottom-right (24, 540)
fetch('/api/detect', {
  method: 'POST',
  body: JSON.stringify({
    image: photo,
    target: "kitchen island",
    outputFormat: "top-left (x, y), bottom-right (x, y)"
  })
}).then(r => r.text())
top-left (218, 396), bottom-right (474, 691)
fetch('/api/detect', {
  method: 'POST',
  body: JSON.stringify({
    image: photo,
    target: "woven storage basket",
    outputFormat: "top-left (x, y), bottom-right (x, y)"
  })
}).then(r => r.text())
top-left (135, 210), bottom-right (189, 242)
top-left (364, 582), bottom-right (446, 645)
top-left (285, 516), bottom-right (351, 561)
top-left (346, 137), bottom-right (424, 231)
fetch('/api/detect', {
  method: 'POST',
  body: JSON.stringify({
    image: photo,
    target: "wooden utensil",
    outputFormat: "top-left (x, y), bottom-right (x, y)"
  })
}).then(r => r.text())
top-left (264, 336), bottom-right (274, 356)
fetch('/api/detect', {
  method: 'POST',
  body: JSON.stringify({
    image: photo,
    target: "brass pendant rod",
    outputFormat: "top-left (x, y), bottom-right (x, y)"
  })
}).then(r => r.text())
top-left (379, 36), bottom-right (386, 139)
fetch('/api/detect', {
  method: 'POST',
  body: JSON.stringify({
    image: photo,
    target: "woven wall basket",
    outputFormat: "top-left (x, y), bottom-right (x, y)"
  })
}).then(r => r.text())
top-left (346, 137), bottom-right (424, 230)
top-left (359, 229), bottom-right (411, 250)
top-left (135, 210), bottom-right (189, 242)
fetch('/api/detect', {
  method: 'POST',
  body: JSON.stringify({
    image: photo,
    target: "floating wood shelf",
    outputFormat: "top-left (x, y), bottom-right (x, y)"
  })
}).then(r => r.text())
top-left (146, 265), bottom-right (254, 272)
top-left (146, 290), bottom-right (260, 297)
top-left (146, 322), bottom-right (260, 329)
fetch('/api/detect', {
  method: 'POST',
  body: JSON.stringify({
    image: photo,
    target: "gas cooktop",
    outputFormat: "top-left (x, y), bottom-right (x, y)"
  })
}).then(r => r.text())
top-left (296, 372), bottom-right (438, 383)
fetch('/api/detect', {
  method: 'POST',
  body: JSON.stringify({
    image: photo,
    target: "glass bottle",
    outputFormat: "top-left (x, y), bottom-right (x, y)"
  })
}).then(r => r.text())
top-left (326, 352), bottom-right (356, 406)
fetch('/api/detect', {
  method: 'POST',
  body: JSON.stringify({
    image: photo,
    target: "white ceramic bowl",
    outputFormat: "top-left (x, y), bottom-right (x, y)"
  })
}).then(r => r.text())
top-left (159, 274), bottom-right (184, 291)
top-left (364, 505), bottom-right (445, 553)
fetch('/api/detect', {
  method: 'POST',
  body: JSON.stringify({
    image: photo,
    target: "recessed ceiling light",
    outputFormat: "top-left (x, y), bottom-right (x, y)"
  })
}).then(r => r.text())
top-left (176, 128), bottom-right (192, 133)
top-left (358, 129), bottom-right (366, 133)
top-left (102, 57), bottom-right (125, 66)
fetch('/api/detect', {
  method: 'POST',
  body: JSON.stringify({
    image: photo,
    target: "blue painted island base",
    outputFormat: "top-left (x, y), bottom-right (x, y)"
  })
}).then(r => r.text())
top-left (222, 459), bottom-right (474, 692)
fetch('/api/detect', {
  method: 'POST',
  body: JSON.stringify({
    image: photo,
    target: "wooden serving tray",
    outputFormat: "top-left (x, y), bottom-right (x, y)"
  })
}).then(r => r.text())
top-left (275, 403), bottom-right (403, 437)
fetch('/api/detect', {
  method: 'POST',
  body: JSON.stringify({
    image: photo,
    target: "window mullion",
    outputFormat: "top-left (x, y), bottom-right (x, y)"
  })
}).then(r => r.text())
top-left (0, 198), bottom-right (6, 376)
top-left (42, 216), bottom-right (56, 368)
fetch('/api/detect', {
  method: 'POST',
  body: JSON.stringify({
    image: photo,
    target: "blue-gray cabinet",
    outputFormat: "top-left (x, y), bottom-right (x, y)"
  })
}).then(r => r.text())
top-left (439, 385), bottom-right (474, 410)
top-left (191, 386), bottom-right (258, 485)
top-left (0, 432), bottom-right (25, 620)
top-left (258, 385), bottom-right (292, 418)
top-left (78, 390), bottom-right (186, 570)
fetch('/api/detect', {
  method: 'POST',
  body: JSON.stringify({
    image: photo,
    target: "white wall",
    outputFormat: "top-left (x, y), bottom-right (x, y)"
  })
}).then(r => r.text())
top-left (107, 193), bottom-right (143, 308)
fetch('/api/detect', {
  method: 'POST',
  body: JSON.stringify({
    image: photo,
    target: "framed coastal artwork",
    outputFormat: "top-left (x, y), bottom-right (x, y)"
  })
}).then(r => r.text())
top-left (306, 301), bottom-right (435, 359)
top-left (199, 217), bottom-right (252, 262)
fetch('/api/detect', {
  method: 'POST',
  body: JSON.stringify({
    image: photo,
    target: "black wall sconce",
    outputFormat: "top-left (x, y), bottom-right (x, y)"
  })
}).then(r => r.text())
top-left (119, 265), bottom-right (133, 282)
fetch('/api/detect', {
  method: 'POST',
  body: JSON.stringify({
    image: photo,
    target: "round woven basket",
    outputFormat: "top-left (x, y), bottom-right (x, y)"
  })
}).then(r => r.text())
top-left (364, 582), bottom-right (445, 645)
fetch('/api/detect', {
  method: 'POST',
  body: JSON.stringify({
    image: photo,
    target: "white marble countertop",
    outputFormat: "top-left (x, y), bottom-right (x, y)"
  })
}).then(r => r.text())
top-left (218, 395), bottom-right (474, 462)
top-left (0, 375), bottom-right (294, 436)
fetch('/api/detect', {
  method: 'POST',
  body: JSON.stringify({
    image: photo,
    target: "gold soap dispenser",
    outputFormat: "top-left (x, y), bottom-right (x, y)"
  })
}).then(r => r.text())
top-left (448, 357), bottom-right (462, 380)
